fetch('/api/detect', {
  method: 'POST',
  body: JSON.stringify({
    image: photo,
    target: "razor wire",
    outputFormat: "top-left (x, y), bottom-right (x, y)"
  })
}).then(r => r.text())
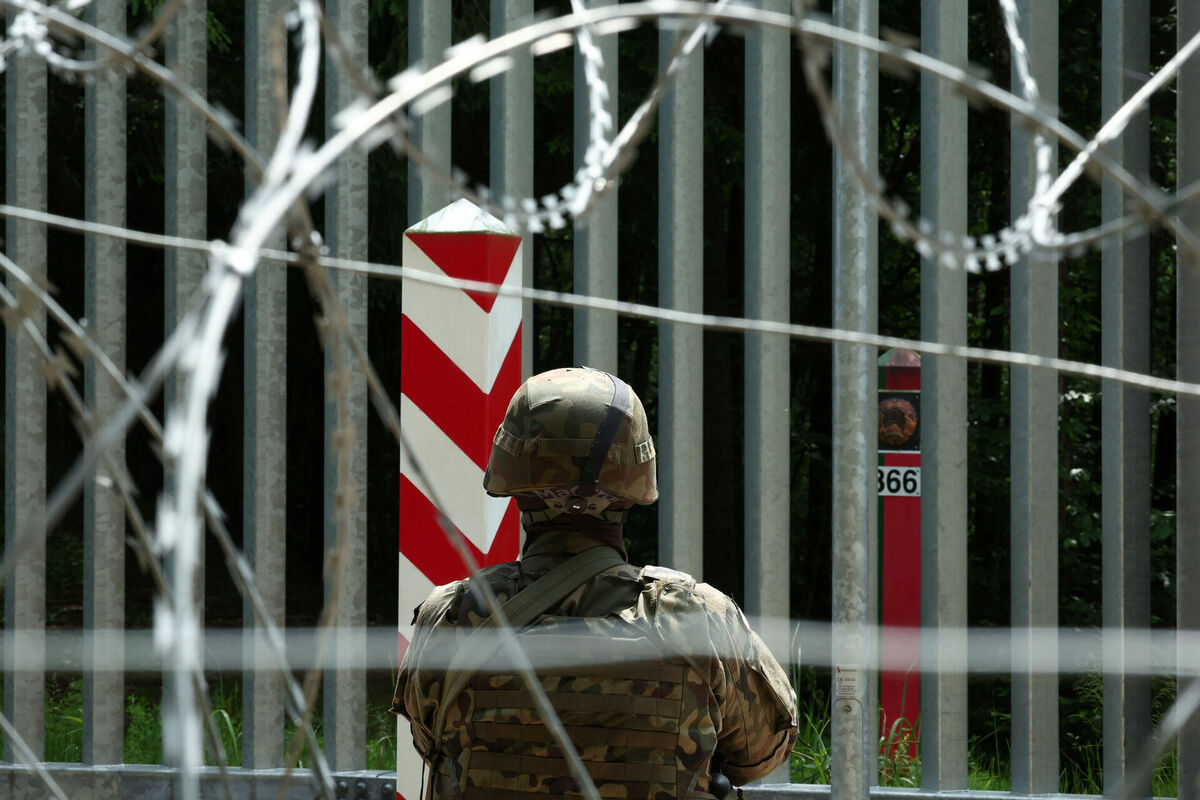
top-left (0, 2), bottom-right (1195, 800)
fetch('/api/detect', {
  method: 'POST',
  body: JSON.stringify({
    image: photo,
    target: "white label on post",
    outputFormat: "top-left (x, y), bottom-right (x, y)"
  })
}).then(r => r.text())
top-left (877, 466), bottom-right (920, 497)
top-left (835, 665), bottom-right (861, 699)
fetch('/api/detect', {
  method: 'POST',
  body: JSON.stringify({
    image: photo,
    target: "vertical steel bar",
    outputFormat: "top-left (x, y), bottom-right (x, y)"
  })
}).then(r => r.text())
top-left (657, 27), bottom-right (704, 578)
top-left (573, 0), bottom-right (618, 372)
top-left (82, 0), bottom-right (127, 766)
top-left (322, 0), bottom-right (370, 771)
top-left (162, 0), bottom-right (206, 774)
top-left (164, 0), bottom-right (207, 400)
top-left (831, 0), bottom-right (878, 795)
top-left (408, 0), bottom-right (452, 223)
top-left (1178, 5), bottom-right (1200, 795)
top-left (918, 0), bottom-right (968, 790)
top-left (744, 0), bottom-right (791, 737)
top-left (242, 0), bottom-right (288, 768)
top-left (1101, 2), bottom-right (1152, 797)
top-left (2, 8), bottom-right (48, 764)
top-left (1009, 0), bottom-right (1059, 793)
top-left (491, 0), bottom-right (534, 378)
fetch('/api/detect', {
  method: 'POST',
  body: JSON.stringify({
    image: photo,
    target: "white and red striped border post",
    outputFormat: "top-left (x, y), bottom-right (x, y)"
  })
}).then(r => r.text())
top-left (397, 199), bottom-right (524, 798)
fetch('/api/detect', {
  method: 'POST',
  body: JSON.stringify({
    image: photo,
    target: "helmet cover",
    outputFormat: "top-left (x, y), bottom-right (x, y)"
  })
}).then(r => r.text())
top-left (483, 367), bottom-right (657, 505)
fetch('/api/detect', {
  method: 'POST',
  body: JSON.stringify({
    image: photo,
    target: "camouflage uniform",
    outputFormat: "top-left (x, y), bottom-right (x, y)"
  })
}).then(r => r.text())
top-left (393, 531), bottom-right (798, 800)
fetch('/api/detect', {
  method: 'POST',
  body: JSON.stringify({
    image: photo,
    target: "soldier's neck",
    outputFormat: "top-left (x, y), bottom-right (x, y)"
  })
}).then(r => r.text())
top-left (521, 526), bottom-right (628, 561)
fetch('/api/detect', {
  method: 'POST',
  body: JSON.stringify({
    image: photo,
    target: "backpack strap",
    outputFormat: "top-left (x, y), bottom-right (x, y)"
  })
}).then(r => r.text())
top-left (429, 545), bottom-right (626, 753)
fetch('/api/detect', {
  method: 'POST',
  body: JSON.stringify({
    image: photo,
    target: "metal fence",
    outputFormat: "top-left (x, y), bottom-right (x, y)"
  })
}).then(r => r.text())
top-left (1, 1), bottom-right (1198, 799)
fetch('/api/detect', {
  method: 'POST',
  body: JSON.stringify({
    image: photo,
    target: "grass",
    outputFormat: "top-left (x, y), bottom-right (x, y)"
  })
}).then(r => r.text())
top-left (10, 675), bottom-right (399, 770)
top-left (787, 681), bottom-right (1179, 796)
top-left (1058, 673), bottom-right (1180, 796)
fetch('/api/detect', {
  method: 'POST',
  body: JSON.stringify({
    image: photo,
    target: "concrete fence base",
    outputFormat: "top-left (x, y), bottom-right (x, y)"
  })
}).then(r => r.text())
top-left (0, 765), bottom-right (396, 800)
top-left (0, 768), bottom-right (1148, 800)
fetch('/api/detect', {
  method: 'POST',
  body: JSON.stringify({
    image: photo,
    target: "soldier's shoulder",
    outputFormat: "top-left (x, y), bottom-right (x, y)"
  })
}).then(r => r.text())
top-left (638, 566), bottom-right (744, 616)
top-left (410, 581), bottom-right (462, 625)
top-left (639, 563), bottom-right (697, 588)
top-left (415, 560), bottom-right (523, 622)
top-left (428, 560), bottom-right (521, 596)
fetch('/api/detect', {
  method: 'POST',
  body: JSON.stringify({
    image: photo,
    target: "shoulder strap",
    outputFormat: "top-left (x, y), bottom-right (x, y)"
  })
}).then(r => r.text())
top-left (430, 545), bottom-right (625, 750)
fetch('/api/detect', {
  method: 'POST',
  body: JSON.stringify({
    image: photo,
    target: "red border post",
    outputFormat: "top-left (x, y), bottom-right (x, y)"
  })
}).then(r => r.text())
top-left (877, 348), bottom-right (921, 761)
top-left (396, 200), bottom-right (524, 799)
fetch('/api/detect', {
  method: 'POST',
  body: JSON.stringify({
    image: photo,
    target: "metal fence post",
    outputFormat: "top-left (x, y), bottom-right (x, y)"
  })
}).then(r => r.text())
top-left (243, 0), bottom-right (289, 768)
top-left (658, 24), bottom-right (705, 578)
top-left (322, 0), bottom-right (370, 771)
top-left (1177, 3), bottom-right (1200, 795)
top-left (744, 0), bottom-right (792, 741)
top-left (831, 0), bottom-right (879, 795)
top-left (164, 0), bottom-right (207, 400)
top-left (82, 0), bottom-right (127, 767)
top-left (918, 0), bottom-right (968, 790)
top-left (573, 0), bottom-right (619, 372)
top-left (1100, 2), bottom-right (1152, 796)
top-left (1009, 0), bottom-right (1059, 793)
top-left (3, 5), bottom-right (49, 764)
top-left (409, 0), bottom-right (452, 223)
top-left (491, 0), bottom-right (534, 378)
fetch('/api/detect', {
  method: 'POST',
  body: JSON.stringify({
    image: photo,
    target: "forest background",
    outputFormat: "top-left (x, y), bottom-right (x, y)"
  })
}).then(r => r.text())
top-left (3, 0), bottom-right (1184, 777)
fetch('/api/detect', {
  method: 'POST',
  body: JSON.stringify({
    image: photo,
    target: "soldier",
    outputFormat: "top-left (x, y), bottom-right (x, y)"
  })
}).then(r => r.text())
top-left (393, 367), bottom-right (797, 800)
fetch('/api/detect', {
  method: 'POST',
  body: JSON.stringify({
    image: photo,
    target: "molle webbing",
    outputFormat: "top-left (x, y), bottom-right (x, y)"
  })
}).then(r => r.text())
top-left (471, 722), bottom-right (677, 751)
top-left (464, 650), bottom-right (687, 799)
top-left (476, 634), bottom-right (679, 676)
top-left (470, 753), bottom-right (676, 784)
top-left (474, 688), bottom-right (681, 719)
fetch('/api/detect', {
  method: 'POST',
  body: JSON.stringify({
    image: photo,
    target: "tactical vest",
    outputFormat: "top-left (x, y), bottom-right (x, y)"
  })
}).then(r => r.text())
top-left (430, 625), bottom-right (722, 800)
top-left (425, 557), bottom-right (725, 800)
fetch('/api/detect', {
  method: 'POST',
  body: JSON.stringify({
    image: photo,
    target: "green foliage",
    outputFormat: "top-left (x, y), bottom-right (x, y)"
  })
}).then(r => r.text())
top-left (969, 762), bottom-right (1011, 792)
top-left (878, 712), bottom-right (920, 788)
top-left (365, 703), bottom-right (399, 771)
top-left (124, 0), bottom-right (164, 17)
top-left (205, 680), bottom-right (242, 766)
top-left (46, 679), bottom-right (83, 763)
top-left (1060, 674), bottom-right (1179, 796)
top-left (125, 690), bottom-right (163, 764)
top-left (284, 713), bottom-right (322, 769)
top-left (789, 666), bottom-right (831, 784)
top-left (789, 674), bottom-right (1178, 794)
top-left (206, 12), bottom-right (234, 54)
top-left (1061, 674), bottom-right (1105, 792)
top-left (33, 678), bottom-right (399, 771)
top-left (125, 0), bottom-right (231, 52)
top-left (790, 707), bottom-right (832, 785)
top-left (789, 667), bottom-right (919, 788)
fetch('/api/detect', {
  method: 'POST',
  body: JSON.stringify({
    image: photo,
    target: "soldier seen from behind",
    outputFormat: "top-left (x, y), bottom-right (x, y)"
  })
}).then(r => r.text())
top-left (393, 367), bottom-right (798, 800)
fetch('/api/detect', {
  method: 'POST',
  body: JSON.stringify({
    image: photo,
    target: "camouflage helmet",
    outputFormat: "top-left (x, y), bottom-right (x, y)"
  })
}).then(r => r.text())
top-left (483, 367), bottom-right (658, 509)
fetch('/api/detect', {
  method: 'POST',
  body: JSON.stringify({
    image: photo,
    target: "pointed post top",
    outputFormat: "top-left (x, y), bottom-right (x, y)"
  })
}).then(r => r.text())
top-left (878, 348), bottom-right (921, 368)
top-left (405, 198), bottom-right (518, 236)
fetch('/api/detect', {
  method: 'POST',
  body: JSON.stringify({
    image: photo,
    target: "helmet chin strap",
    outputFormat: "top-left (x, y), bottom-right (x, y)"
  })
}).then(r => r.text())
top-left (521, 505), bottom-right (629, 525)
top-left (571, 370), bottom-right (631, 506)
top-left (517, 486), bottom-right (629, 523)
